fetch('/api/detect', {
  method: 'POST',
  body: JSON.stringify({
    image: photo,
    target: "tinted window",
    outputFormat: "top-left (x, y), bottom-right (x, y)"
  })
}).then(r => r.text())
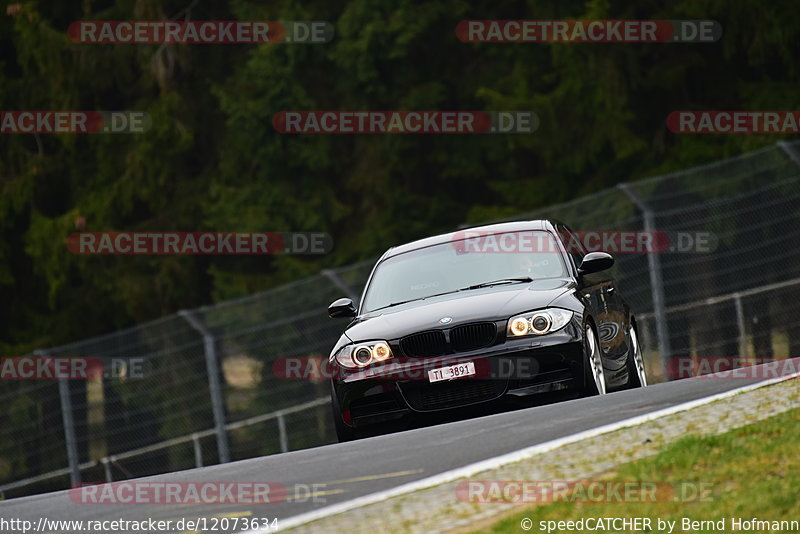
top-left (362, 230), bottom-right (567, 313)
top-left (556, 224), bottom-right (586, 271)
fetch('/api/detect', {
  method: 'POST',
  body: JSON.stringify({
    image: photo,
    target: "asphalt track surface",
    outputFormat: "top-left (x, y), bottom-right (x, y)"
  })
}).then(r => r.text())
top-left (1, 365), bottom-right (797, 534)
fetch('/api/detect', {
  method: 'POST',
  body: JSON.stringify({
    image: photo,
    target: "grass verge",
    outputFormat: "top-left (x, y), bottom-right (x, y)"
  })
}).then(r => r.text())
top-left (472, 407), bottom-right (799, 533)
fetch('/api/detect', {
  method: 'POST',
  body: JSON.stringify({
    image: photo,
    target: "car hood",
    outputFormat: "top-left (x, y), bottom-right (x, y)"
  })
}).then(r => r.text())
top-left (346, 278), bottom-right (576, 341)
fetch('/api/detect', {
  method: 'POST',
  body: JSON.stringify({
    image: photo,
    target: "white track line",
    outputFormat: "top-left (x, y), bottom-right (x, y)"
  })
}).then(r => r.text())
top-left (254, 366), bottom-right (799, 533)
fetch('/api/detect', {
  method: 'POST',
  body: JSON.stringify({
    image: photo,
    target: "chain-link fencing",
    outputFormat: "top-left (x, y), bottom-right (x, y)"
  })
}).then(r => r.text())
top-left (2, 141), bottom-right (799, 498)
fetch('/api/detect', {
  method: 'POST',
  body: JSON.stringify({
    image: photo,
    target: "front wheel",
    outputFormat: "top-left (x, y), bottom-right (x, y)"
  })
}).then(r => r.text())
top-left (626, 323), bottom-right (648, 388)
top-left (584, 322), bottom-right (607, 396)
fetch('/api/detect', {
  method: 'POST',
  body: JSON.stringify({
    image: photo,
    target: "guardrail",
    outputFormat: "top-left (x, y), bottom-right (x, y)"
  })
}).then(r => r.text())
top-left (0, 397), bottom-right (329, 497)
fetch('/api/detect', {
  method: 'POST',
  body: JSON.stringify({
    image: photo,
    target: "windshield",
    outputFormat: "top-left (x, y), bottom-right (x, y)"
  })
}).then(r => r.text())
top-left (361, 230), bottom-right (567, 313)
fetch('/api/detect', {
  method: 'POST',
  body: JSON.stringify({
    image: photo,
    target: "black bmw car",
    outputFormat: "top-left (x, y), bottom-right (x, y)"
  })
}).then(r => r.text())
top-left (326, 220), bottom-right (647, 441)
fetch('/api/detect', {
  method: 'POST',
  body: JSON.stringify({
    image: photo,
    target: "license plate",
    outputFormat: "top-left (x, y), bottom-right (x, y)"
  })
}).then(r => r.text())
top-left (428, 361), bottom-right (476, 383)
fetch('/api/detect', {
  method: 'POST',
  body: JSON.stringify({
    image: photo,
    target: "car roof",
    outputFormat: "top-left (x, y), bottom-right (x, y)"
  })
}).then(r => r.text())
top-left (382, 219), bottom-right (555, 260)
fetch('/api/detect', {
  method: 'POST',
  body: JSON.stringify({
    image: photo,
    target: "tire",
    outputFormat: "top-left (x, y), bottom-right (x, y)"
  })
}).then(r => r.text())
top-left (330, 384), bottom-right (357, 442)
top-left (626, 321), bottom-right (648, 388)
top-left (583, 321), bottom-right (607, 396)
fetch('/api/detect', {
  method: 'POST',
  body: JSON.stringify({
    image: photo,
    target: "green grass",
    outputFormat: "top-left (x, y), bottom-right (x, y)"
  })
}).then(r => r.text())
top-left (472, 408), bottom-right (800, 534)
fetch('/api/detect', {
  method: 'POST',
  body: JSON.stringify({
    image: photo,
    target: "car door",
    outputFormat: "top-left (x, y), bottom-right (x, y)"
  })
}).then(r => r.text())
top-left (556, 224), bottom-right (626, 376)
top-left (555, 223), bottom-right (604, 322)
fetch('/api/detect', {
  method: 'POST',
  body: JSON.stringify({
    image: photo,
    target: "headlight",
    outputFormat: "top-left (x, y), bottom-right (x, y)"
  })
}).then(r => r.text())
top-left (507, 308), bottom-right (573, 337)
top-left (332, 341), bottom-right (394, 369)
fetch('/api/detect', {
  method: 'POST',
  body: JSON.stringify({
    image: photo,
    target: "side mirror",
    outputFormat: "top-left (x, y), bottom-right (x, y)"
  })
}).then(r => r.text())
top-left (328, 297), bottom-right (357, 318)
top-left (578, 252), bottom-right (614, 275)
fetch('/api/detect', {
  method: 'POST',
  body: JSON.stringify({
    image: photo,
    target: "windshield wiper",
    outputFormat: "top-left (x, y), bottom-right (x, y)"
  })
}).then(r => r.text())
top-left (368, 278), bottom-right (533, 313)
top-left (461, 277), bottom-right (533, 291)
top-left (370, 289), bottom-right (463, 312)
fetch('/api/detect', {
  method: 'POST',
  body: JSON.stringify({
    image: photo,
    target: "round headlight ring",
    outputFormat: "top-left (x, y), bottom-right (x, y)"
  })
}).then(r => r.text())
top-left (530, 313), bottom-right (552, 334)
top-left (373, 342), bottom-right (391, 361)
top-left (353, 346), bottom-right (373, 367)
top-left (510, 317), bottom-right (530, 336)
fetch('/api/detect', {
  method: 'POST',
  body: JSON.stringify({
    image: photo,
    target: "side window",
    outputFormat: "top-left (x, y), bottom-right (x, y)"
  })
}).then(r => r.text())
top-left (556, 224), bottom-right (586, 271)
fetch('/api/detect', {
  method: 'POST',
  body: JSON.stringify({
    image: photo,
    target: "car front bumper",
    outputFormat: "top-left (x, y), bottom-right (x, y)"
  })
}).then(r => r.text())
top-left (331, 321), bottom-right (589, 430)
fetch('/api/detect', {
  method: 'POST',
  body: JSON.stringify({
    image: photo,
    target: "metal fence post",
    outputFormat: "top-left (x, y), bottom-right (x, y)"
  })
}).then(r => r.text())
top-left (101, 457), bottom-right (113, 482)
top-left (35, 349), bottom-right (81, 487)
top-left (178, 310), bottom-right (231, 464)
top-left (617, 184), bottom-right (672, 376)
top-left (192, 434), bottom-right (203, 468)
top-left (734, 293), bottom-right (748, 359)
top-left (277, 414), bottom-right (289, 453)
